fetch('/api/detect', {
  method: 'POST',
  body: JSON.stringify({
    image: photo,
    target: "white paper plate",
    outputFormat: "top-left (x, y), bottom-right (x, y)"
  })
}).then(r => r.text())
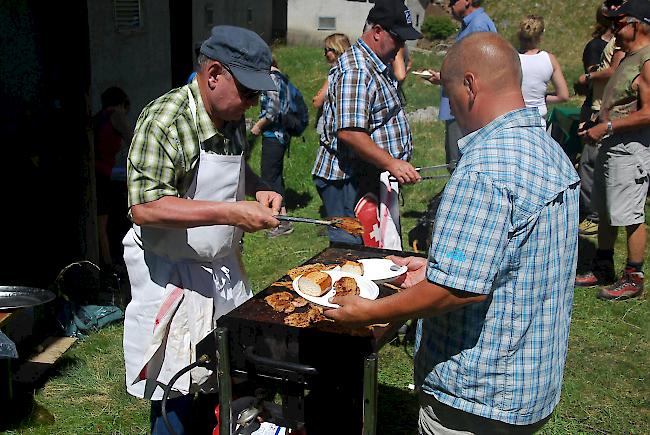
top-left (411, 70), bottom-right (433, 78)
top-left (357, 258), bottom-right (407, 283)
top-left (292, 270), bottom-right (379, 308)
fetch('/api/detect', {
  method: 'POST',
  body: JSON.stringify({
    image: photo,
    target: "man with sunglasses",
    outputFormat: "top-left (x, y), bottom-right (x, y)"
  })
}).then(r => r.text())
top-left (312, 0), bottom-right (422, 246)
top-left (577, 0), bottom-right (650, 300)
top-left (423, 1), bottom-right (496, 174)
top-left (122, 25), bottom-right (282, 433)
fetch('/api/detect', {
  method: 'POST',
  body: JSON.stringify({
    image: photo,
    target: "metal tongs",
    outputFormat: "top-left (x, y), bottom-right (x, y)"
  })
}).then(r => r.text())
top-left (275, 215), bottom-right (363, 236)
top-left (275, 215), bottom-right (335, 227)
top-left (388, 164), bottom-right (450, 183)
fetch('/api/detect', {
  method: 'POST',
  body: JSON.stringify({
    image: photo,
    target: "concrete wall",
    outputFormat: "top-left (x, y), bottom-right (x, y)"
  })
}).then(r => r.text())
top-left (87, 0), bottom-right (172, 128)
top-left (193, 0), bottom-right (275, 53)
top-left (287, 0), bottom-right (428, 47)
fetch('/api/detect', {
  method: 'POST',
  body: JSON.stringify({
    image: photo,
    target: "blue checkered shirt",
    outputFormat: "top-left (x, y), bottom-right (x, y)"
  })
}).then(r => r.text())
top-left (312, 38), bottom-right (413, 180)
top-left (415, 108), bottom-right (580, 425)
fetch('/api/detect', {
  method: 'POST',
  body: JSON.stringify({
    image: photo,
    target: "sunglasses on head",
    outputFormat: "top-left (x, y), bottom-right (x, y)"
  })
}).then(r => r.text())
top-left (614, 16), bottom-right (639, 32)
top-left (222, 64), bottom-right (260, 100)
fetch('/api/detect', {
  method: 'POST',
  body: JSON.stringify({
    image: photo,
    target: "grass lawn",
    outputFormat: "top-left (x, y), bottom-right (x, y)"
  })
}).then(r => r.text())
top-left (4, 38), bottom-right (649, 434)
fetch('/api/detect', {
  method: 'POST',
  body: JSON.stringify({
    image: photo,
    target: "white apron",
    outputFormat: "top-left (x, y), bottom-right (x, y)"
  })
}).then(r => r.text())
top-left (122, 89), bottom-right (252, 400)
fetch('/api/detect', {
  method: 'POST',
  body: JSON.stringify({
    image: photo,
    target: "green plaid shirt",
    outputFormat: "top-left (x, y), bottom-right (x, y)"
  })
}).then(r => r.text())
top-left (127, 79), bottom-right (245, 208)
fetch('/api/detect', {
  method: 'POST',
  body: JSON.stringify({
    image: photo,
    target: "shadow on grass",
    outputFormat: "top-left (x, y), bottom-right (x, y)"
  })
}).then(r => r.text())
top-left (284, 188), bottom-right (312, 211)
top-left (378, 384), bottom-right (420, 434)
top-left (0, 354), bottom-right (80, 431)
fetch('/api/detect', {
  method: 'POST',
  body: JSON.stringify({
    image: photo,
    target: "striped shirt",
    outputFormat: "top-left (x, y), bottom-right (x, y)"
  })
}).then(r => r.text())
top-left (416, 108), bottom-right (580, 425)
top-left (127, 78), bottom-right (246, 208)
top-left (312, 38), bottom-right (412, 180)
top-left (259, 70), bottom-right (290, 145)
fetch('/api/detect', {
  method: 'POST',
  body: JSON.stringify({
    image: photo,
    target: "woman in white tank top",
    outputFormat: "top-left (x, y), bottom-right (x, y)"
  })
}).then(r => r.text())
top-left (517, 15), bottom-right (569, 125)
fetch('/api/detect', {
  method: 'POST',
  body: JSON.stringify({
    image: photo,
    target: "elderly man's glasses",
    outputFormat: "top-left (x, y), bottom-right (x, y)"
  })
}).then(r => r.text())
top-left (223, 64), bottom-right (260, 100)
top-left (448, 0), bottom-right (460, 7)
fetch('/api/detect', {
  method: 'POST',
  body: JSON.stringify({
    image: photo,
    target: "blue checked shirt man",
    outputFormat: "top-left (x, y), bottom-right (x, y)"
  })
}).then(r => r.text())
top-left (326, 34), bottom-right (580, 434)
top-left (311, 0), bottom-right (423, 244)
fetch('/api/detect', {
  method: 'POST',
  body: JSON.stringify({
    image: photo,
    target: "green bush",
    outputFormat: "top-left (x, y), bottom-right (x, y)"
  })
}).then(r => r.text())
top-left (421, 16), bottom-right (457, 40)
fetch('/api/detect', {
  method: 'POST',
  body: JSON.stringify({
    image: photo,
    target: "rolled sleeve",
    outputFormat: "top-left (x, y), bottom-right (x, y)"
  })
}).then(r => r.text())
top-left (127, 118), bottom-right (181, 207)
top-left (427, 172), bottom-right (511, 295)
top-left (336, 69), bottom-right (371, 131)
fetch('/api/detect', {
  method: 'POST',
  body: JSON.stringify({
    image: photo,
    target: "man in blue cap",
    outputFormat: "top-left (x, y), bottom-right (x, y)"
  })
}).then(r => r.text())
top-left (312, 0), bottom-right (423, 246)
top-left (122, 25), bottom-right (282, 434)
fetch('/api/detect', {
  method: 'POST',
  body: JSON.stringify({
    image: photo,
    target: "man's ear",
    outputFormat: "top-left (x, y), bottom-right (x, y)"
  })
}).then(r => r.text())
top-left (207, 61), bottom-right (226, 90)
top-left (465, 73), bottom-right (477, 109)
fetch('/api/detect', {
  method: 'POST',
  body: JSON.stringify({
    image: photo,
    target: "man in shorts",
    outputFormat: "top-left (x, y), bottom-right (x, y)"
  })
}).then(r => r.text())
top-left (576, 0), bottom-right (650, 300)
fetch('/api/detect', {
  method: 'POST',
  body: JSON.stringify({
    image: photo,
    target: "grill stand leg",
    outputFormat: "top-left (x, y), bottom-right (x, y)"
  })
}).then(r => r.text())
top-left (362, 353), bottom-right (378, 435)
top-left (217, 328), bottom-right (232, 435)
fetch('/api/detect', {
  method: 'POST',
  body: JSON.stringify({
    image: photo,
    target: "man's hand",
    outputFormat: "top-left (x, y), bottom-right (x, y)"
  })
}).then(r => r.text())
top-left (386, 159), bottom-right (421, 184)
top-left (577, 73), bottom-right (589, 86)
top-left (250, 124), bottom-right (262, 136)
top-left (255, 190), bottom-right (283, 215)
top-left (232, 201), bottom-right (280, 232)
top-left (387, 255), bottom-right (427, 288)
top-left (426, 70), bottom-right (441, 85)
top-left (578, 121), bottom-right (608, 144)
top-left (324, 294), bottom-right (375, 326)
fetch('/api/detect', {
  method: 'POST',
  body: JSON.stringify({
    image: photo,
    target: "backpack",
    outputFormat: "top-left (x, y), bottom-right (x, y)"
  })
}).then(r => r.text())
top-left (272, 71), bottom-right (309, 137)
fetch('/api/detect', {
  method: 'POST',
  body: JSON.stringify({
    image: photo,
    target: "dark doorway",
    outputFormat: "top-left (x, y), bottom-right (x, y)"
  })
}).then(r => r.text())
top-left (169, 0), bottom-right (193, 88)
top-left (272, 0), bottom-right (288, 43)
top-left (0, 0), bottom-right (92, 288)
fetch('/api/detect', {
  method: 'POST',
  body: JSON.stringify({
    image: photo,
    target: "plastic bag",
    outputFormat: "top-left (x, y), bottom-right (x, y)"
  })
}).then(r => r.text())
top-left (0, 330), bottom-right (18, 359)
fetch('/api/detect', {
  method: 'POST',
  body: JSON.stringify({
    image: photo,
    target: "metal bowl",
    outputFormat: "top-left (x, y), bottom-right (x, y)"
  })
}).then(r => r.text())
top-left (0, 286), bottom-right (56, 310)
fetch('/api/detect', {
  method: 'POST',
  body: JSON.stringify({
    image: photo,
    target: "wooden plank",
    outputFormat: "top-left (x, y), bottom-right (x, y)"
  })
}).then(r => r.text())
top-left (28, 336), bottom-right (77, 364)
top-left (13, 336), bottom-right (77, 385)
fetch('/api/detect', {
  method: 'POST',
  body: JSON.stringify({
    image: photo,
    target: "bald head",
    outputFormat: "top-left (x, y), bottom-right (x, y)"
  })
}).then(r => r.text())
top-left (440, 33), bottom-right (525, 134)
top-left (442, 33), bottom-right (522, 93)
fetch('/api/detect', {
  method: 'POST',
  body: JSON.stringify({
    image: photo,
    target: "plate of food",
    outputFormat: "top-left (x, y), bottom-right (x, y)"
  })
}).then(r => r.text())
top-left (292, 270), bottom-right (379, 308)
top-left (339, 258), bottom-right (407, 283)
top-left (411, 70), bottom-right (433, 78)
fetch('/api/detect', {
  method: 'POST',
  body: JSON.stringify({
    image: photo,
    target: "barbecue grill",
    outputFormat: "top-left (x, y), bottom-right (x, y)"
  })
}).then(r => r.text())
top-left (197, 244), bottom-right (423, 435)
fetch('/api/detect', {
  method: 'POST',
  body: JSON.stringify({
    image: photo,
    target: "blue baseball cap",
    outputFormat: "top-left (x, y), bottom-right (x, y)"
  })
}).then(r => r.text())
top-left (200, 25), bottom-right (276, 91)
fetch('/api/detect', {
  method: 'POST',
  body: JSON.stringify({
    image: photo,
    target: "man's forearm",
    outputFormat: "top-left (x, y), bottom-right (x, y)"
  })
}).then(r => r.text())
top-left (337, 129), bottom-right (393, 169)
top-left (360, 280), bottom-right (488, 325)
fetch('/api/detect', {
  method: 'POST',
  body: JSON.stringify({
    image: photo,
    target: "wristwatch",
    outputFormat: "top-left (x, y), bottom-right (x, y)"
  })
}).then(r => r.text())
top-left (606, 120), bottom-right (614, 136)
top-left (585, 73), bottom-right (592, 82)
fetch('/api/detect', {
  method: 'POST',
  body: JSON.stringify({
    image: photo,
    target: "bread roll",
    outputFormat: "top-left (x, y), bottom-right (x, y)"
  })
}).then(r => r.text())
top-left (341, 260), bottom-right (364, 276)
top-left (298, 271), bottom-right (332, 297)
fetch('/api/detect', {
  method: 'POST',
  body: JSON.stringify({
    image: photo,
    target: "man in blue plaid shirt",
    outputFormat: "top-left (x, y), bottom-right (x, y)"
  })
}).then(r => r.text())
top-left (327, 33), bottom-right (580, 434)
top-left (312, 0), bottom-right (423, 244)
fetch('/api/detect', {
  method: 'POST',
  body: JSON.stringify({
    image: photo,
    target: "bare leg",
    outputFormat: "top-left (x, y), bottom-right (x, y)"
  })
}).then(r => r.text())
top-left (626, 223), bottom-right (646, 264)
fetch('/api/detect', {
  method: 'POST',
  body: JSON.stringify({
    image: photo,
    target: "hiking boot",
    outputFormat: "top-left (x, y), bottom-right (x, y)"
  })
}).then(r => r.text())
top-left (578, 219), bottom-right (599, 236)
top-left (575, 257), bottom-right (615, 287)
top-left (597, 269), bottom-right (644, 300)
top-left (266, 222), bottom-right (294, 238)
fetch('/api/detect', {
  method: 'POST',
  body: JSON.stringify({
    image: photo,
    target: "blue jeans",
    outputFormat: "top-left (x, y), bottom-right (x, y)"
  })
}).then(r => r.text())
top-left (313, 176), bottom-right (363, 245)
top-left (150, 395), bottom-right (193, 435)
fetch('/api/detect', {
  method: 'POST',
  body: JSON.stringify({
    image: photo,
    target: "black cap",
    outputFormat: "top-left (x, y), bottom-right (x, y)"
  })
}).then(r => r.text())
top-left (608, 0), bottom-right (650, 25)
top-left (367, 0), bottom-right (423, 41)
top-left (200, 25), bottom-right (276, 91)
